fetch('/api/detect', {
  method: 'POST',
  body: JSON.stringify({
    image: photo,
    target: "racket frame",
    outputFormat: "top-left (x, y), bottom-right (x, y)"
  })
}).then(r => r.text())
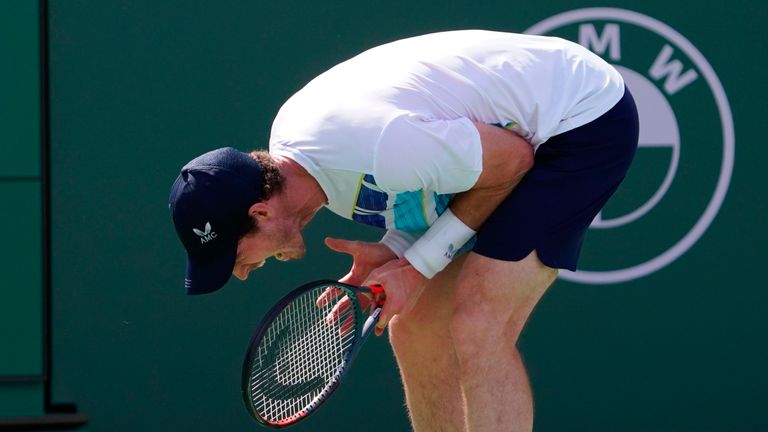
top-left (241, 279), bottom-right (384, 428)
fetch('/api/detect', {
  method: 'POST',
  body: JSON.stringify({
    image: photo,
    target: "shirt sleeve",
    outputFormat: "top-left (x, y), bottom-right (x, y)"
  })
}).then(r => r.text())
top-left (373, 113), bottom-right (483, 194)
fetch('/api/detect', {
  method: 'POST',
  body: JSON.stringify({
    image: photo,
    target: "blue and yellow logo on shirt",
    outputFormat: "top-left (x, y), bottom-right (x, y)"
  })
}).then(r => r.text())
top-left (351, 174), bottom-right (452, 234)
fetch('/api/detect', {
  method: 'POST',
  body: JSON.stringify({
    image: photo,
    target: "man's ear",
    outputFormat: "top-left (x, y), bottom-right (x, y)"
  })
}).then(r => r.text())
top-left (248, 201), bottom-right (272, 222)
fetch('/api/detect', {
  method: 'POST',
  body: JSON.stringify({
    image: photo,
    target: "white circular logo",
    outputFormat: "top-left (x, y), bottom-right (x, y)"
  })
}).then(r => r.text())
top-left (526, 8), bottom-right (735, 284)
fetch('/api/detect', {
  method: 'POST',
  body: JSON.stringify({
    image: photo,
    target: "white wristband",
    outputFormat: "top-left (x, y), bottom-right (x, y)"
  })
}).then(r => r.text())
top-left (379, 229), bottom-right (417, 258)
top-left (404, 209), bottom-right (476, 279)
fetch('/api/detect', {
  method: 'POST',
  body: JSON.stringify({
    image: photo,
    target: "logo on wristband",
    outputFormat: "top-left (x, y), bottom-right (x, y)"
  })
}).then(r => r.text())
top-left (443, 243), bottom-right (456, 260)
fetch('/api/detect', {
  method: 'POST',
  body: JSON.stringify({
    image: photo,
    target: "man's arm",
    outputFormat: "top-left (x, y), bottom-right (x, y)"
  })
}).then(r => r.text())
top-left (402, 123), bottom-right (533, 279)
top-left (364, 123), bottom-right (534, 334)
top-left (451, 122), bottom-right (533, 230)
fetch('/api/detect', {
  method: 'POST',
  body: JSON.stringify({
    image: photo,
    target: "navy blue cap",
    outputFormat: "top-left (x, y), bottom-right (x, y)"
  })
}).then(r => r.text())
top-left (169, 147), bottom-right (265, 295)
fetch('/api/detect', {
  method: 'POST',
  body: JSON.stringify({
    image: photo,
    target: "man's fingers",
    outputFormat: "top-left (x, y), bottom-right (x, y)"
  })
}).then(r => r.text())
top-left (316, 287), bottom-right (344, 307)
top-left (338, 272), bottom-right (365, 286)
top-left (324, 237), bottom-right (359, 255)
top-left (374, 321), bottom-right (387, 337)
top-left (374, 304), bottom-right (390, 337)
top-left (357, 291), bottom-right (373, 306)
top-left (338, 314), bottom-right (354, 337)
top-left (325, 295), bottom-right (351, 324)
top-left (326, 296), bottom-right (357, 337)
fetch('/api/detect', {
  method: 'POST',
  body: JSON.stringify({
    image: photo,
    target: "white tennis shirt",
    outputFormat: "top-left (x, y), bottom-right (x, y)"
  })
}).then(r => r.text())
top-left (269, 30), bottom-right (624, 256)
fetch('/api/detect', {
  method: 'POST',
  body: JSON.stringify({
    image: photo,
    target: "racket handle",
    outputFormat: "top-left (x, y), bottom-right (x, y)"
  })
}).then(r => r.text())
top-left (361, 306), bottom-right (383, 337)
top-left (367, 284), bottom-right (385, 306)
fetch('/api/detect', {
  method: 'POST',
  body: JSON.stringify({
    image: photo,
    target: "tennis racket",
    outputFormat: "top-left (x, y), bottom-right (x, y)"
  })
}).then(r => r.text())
top-left (241, 279), bottom-right (385, 428)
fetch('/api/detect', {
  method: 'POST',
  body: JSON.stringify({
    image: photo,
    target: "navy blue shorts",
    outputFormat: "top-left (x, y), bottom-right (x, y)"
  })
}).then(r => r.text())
top-left (472, 88), bottom-right (639, 270)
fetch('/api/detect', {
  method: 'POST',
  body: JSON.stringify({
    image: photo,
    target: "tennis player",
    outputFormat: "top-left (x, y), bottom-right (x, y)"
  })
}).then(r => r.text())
top-left (170, 30), bottom-right (638, 431)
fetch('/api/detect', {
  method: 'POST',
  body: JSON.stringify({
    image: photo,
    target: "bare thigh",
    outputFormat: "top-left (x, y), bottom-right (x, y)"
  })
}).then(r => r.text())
top-left (387, 256), bottom-right (468, 432)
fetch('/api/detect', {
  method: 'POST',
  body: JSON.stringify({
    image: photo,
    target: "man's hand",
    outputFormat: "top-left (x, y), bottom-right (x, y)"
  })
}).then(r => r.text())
top-left (363, 258), bottom-right (427, 336)
top-left (324, 237), bottom-right (398, 286)
top-left (321, 238), bottom-right (398, 332)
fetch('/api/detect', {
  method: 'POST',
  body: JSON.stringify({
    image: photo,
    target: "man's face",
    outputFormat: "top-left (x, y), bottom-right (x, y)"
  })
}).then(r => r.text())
top-left (232, 215), bottom-right (306, 281)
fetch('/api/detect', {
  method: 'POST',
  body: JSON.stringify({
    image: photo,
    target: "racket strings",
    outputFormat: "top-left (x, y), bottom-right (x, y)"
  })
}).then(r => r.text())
top-left (248, 286), bottom-right (359, 423)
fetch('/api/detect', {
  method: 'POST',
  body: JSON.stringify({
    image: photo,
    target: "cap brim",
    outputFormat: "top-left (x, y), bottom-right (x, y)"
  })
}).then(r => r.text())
top-left (184, 247), bottom-right (237, 295)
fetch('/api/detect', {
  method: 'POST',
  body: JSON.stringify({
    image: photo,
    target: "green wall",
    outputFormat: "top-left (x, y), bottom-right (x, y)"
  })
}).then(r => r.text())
top-left (0, 0), bottom-right (45, 419)
top-left (28, 0), bottom-right (768, 431)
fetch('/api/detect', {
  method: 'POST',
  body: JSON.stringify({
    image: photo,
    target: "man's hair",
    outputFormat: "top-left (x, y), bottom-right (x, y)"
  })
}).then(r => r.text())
top-left (237, 151), bottom-right (285, 238)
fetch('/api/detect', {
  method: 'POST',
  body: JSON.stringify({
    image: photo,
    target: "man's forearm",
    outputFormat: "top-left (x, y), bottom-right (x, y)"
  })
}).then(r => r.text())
top-left (449, 172), bottom-right (526, 230)
top-left (451, 122), bottom-right (534, 229)
top-left (403, 122), bottom-right (533, 278)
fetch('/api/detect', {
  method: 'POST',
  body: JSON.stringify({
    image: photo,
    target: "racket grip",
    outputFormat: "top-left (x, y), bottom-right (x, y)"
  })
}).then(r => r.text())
top-left (368, 284), bottom-right (385, 305)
